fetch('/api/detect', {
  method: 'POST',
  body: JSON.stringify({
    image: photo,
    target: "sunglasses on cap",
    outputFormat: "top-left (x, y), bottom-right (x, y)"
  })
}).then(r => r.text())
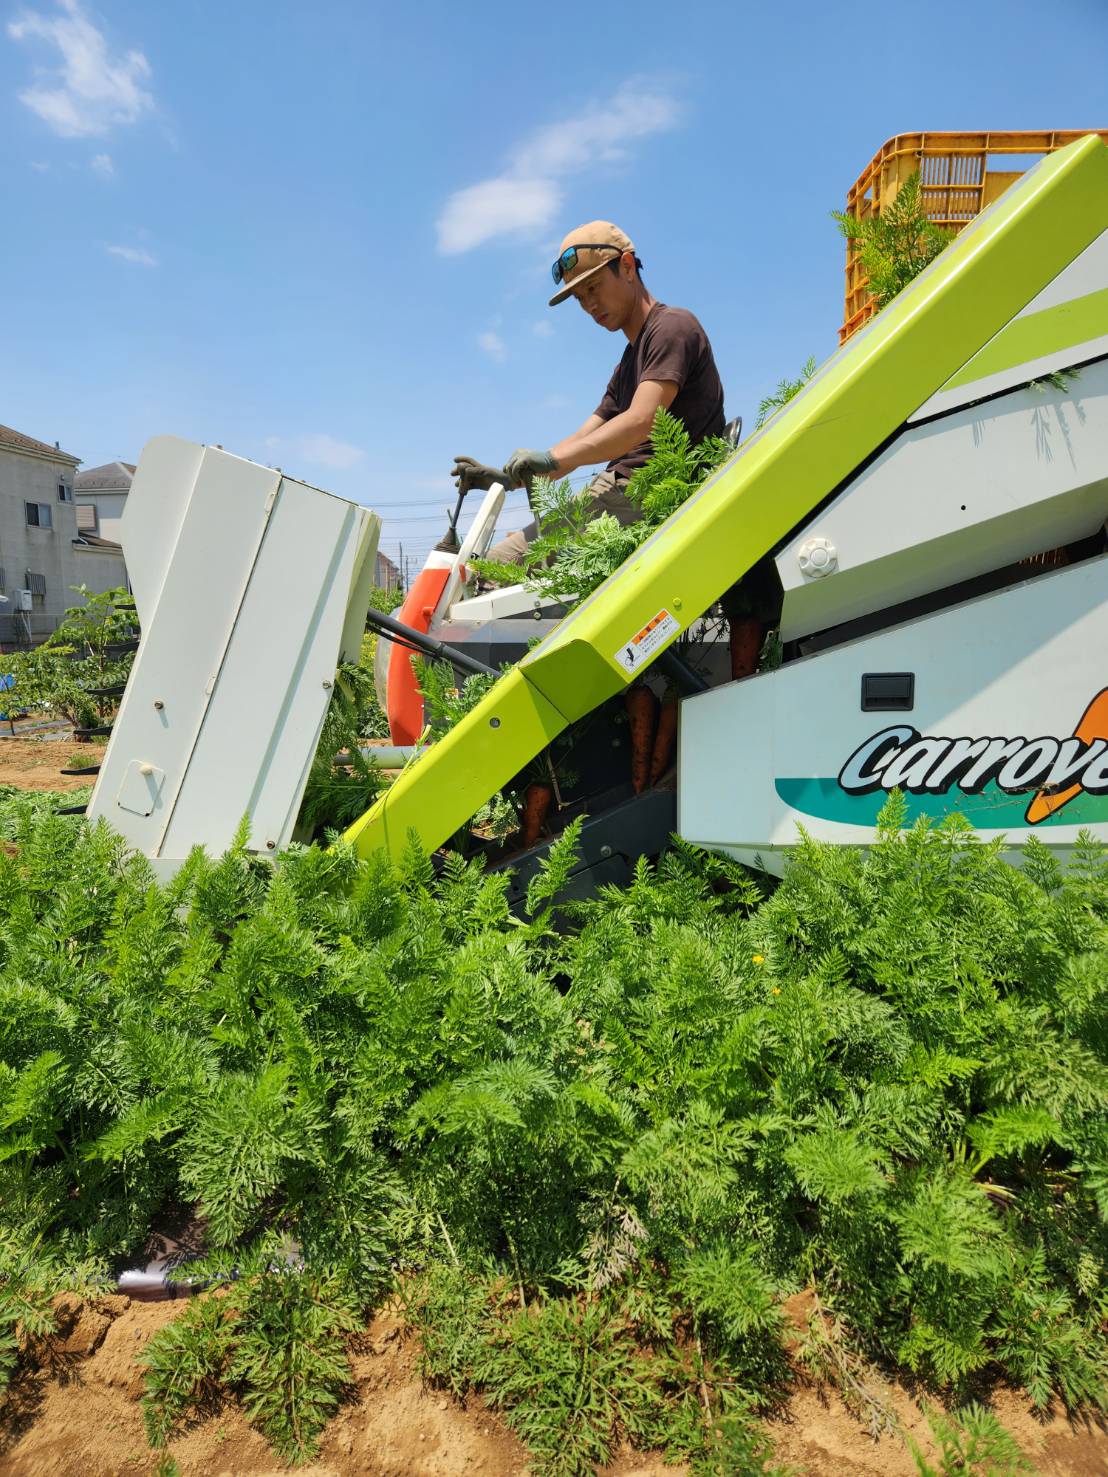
top-left (551, 243), bottom-right (624, 285)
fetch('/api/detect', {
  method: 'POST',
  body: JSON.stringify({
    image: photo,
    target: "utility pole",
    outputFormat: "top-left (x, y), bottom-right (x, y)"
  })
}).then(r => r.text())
top-left (398, 542), bottom-right (404, 592)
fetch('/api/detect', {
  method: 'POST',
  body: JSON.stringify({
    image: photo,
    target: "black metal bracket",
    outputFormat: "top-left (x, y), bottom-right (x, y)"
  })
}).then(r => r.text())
top-left (364, 605), bottom-right (496, 679)
top-left (492, 787), bottom-right (678, 914)
top-left (655, 646), bottom-right (709, 696)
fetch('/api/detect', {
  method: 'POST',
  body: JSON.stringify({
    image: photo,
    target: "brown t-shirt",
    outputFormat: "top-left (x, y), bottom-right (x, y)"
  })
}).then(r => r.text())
top-left (593, 303), bottom-right (725, 480)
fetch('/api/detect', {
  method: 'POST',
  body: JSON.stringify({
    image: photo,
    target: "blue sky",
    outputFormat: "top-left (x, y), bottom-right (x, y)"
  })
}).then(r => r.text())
top-left (2, 0), bottom-right (1107, 575)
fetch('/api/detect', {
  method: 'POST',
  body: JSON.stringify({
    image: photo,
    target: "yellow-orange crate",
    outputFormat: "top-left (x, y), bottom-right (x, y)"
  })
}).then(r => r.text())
top-left (839, 130), bottom-right (1108, 344)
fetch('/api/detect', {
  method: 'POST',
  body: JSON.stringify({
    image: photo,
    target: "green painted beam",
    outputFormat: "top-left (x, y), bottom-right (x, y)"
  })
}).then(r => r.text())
top-left (943, 284), bottom-right (1108, 389)
top-left (345, 134), bottom-right (1108, 861)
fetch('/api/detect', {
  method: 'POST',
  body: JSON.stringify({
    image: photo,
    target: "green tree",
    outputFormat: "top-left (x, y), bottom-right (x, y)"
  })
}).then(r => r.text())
top-left (5, 585), bottom-right (137, 732)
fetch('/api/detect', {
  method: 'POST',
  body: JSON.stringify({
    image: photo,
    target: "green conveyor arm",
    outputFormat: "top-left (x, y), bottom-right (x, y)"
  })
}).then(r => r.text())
top-left (345, 134), bottom-right (1108, 861)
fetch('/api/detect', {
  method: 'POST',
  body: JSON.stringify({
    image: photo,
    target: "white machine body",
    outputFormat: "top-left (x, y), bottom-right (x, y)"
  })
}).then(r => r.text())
top-left (87, 437), bottom-right (380, 874)
top-left (680, 227), bottom-right (1108, 874)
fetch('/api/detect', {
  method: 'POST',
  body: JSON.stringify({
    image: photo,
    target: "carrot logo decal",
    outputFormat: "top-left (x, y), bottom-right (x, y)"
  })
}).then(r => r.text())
top-left (777, 691), bottom-right (1108, 830)
top-left (1025, 688), bottom-right (1108, 823)
top-left (828, 689), bottom-right (1108, 824)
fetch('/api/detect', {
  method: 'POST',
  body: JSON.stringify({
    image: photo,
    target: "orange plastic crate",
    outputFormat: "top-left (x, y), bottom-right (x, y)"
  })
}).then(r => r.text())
top-left (839, 130), bottom-right (1108, 343)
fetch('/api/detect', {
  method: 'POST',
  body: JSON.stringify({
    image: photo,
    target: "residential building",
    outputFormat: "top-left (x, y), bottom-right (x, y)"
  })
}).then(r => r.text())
top-left (375, 548), bottom-right (400, 589)
top-left (74, 459), bottom-right (134, 543)
top-left (0, 423), bottom-right (127, 645)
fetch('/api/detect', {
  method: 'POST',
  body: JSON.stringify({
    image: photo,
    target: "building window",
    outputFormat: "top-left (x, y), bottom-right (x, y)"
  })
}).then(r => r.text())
top-left (58, 483), bottom-right (73, 503)
top-left (0, 568), bottom-right (6, 591)
top-left (75, 504), bottom-right (99, 535)
top-left (25, 502), bottom-right (53, 529)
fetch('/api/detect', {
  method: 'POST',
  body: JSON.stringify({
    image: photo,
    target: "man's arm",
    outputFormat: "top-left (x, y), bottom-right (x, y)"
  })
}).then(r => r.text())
top-left (551, 380), bottom-right (677, 476)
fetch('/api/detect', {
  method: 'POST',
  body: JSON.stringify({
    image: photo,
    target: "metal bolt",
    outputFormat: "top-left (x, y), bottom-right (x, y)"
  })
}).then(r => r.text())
top-left (797, 536), bottom-right (838, 580)
top-left (673, 597), bottom-right (683, 610)
top-left (600, 844), bottom-right (612, 858)
top-left (322, 680), bottom-right (332, 690)
top-left (266, 840), bottom-right (276, 850)
top-left (489, 717), bottom-right (501, 728)
top-left (153, 700), bottom-right (164, 711)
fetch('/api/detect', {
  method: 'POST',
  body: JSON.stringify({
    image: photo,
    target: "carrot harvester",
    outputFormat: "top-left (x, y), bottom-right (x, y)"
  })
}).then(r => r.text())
top-left (83, 134), bottom-right (1108, 891)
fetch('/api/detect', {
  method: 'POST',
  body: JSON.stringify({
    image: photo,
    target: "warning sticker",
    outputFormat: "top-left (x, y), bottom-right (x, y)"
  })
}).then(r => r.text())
top-left (613, 608), bottom-right (681, 674)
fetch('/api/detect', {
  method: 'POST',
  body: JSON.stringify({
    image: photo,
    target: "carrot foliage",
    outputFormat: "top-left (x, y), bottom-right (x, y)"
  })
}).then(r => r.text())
top-left (1, 791), bottom-right (1107, 1471)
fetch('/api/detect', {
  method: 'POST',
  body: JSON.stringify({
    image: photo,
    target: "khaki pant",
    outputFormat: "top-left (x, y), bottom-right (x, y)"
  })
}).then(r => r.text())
top-left (486, 469), bottom-right (634, 565)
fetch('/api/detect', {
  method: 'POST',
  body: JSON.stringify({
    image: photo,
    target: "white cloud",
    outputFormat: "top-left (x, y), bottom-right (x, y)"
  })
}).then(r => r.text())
top-left (531, 320), bottom-right (554, 339)
top-left (265, 433), bottom-right (366, 472)
top-left (28, 159), bottom-right (49, 171)
top-left (512, 85), bottom-right (680, 177)
top-left (436, 79), bottom-right (681, 255)
top-left (8, 0), bottom-right (153, 138)
top-left (477, 330), bottom-right (507, 362)
top-left (90, 150), bottom-right (112, 176)
top-left (438, 177), bottom-right (562, 256)
top-left (105, 242), bottom-right (155, 266)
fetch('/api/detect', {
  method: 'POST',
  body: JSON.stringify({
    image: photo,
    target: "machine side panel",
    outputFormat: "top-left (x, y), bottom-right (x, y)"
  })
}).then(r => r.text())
top-left (89, 447), bottom-right (281, 856)
top-left (339, 512), bottom-right (383, 667)
top-left (345, 137), bottom-right (1108, 860)
top-left (776, 358), bottom-right (1108, 642)
top-left (912, 227), bottom-right (1108, 420)
top-left (164, 482), bottom-right (375, 859)
top-left (121, 435), bottom-right (206, 626)
top-left (680, 557), bottom-right (1108, 860)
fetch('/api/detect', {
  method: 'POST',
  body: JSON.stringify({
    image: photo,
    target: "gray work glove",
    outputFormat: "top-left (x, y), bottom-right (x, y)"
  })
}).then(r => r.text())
top-left (450, 456), bottom-right (510, 496)
top-left (503, 447), bottom-right (558, 489)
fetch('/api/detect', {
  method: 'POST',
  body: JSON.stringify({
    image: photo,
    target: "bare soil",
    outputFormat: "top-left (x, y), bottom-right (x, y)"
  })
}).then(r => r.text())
top-left (0, 736), bottom-right (102, 793)
top-left (1, 1295), bottom-right (1105, 1477)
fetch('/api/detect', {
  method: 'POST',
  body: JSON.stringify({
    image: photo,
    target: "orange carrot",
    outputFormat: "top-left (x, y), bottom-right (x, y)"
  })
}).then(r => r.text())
top-left (729, 615), bottom-right (763, 680)
top-left (649, 694), bottom-right (679, 786)
top-left (625, 686), bottom-right (659, 794)
top-left (520, 781), bottom-right (554, 847)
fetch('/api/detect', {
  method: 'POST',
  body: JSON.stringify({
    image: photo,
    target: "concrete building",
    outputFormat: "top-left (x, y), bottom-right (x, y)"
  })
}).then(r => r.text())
top-left (0, 423), bottom-right (127, 644)
top-left (74, 459), bottom-right (134, 543)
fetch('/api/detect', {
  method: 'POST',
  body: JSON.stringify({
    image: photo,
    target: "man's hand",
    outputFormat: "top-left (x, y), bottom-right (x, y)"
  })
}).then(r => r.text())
top-left (450, 456), bottom-right (510, 496)
top-left (504, 448), bottom-right (558, 488)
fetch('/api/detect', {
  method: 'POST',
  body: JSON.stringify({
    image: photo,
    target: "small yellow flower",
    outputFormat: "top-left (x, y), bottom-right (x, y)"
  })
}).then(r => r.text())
top-left (771, 986), bottom-right (781, 996)
top-left (752, 954), bottom-right (765, 965)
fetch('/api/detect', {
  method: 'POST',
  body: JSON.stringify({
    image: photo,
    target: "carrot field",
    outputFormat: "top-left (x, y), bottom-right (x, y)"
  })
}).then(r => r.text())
top-left (1, 785), bottom-right (1107, 1475)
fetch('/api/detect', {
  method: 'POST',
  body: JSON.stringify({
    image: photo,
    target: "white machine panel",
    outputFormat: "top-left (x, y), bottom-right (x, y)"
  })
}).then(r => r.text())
top-left (680, 555), bottom-right (1108, 874)
top-left (88, 437), bottom-right (380, 872)
top-left (777, 358), bottom-right (1108, 642)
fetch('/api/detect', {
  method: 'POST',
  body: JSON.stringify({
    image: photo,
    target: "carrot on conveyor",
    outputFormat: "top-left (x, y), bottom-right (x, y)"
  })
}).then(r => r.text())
top-left (649, 692), bottom-right (678, 786)
top-left (626, 686), bottom-right (659, 795)
top-left (520, 781), bottom-right (554, 847)
top-left (728, 615), bottom-right (763, 681)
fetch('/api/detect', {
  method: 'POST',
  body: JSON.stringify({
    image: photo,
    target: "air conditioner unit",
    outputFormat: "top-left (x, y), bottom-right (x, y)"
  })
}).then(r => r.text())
top-left (16, 590), bottom-right (33, 612)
